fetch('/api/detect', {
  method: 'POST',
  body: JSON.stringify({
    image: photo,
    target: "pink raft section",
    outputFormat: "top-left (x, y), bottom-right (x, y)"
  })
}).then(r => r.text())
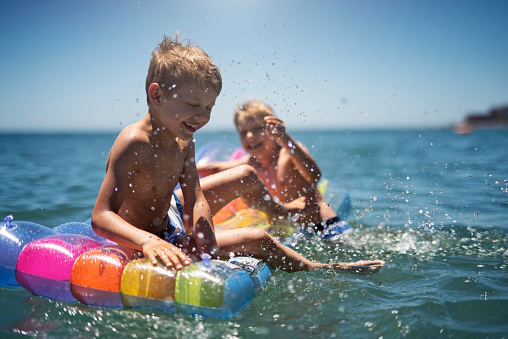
top-left (15, 234), bottom-right (102, 302)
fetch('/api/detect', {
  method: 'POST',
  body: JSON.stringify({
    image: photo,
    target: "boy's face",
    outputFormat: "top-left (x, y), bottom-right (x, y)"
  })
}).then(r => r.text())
top-left (236, 115), bottom-right (276, 157)
top-left (154, 83), bottom-right (217, 141)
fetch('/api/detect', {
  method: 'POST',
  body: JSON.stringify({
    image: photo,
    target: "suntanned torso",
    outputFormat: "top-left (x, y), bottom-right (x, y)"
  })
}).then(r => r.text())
top-left (248, 146), bottom-right (309, 202)
top-left (247, 143), bottom-right (334, 224)
top-left (105, 114), bottom-right (192, 235)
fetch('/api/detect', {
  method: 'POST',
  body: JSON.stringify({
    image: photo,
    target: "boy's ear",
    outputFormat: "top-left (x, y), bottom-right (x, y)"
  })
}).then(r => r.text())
top-left (148, 83), bottom-right (163, 107)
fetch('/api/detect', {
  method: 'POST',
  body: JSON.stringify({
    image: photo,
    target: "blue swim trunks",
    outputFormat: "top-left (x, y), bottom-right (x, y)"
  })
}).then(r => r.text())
top-left (159, 193), bottom-right (186, 245)
top-left (319, 216), bottom-right (352, 241)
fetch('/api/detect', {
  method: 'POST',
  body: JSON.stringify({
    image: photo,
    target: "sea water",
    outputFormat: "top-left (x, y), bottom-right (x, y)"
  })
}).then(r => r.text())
top-left (0, 129), bottom-right (506, 338)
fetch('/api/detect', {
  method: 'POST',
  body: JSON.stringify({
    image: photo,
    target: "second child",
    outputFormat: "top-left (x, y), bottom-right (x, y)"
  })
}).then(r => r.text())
top-left (198, 101), bottom-right (351, 241)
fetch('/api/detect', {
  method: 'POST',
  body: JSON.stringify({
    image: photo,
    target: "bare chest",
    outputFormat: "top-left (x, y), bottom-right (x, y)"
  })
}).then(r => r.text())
top-left (140, 144), bottom-right (187, 192)
top-left (250, 156), bottom-right (302, 199)
top-left (120, 142), bottom-right (190, 230)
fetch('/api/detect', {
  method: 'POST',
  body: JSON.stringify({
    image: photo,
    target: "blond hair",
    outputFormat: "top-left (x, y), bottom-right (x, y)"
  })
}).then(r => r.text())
top-left (145, 34), bottom-right (222, 105)
top-left (234, 101), bottom-right (275, 127)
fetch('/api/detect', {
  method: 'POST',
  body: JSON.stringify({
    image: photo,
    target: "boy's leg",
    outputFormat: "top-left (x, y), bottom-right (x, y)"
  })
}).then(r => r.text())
top-left (175, 165), bottom-right (305, 221)
top-left (177, 228), bottom-right (318, 271)
top-left (214, 228), bottom-right (385, 273)
top-left (215, 228), bottom-right (319, 272)
top-left (177, 230), bottom-right (385, 273)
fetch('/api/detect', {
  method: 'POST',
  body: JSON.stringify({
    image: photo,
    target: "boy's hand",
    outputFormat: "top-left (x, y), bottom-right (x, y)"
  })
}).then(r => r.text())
top-left (141, 237), bottom-right (192, 270)
top-left (264, 116), bottom-right (288, 145)
top-left (272, 196), bottom-right (306, 223)
top-left (333, 260), bottom-right (386, 273)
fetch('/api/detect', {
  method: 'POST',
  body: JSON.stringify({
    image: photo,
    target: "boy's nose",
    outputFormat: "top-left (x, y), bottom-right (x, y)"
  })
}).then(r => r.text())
top-left (195, 109), bottom-right (210, 122)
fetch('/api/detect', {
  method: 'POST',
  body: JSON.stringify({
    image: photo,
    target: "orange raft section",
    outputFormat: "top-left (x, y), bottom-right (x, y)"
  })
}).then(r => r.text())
top-left (211, 197), bottom-right (296, 239)
top-left (70, 245), bottom-right (139, 308)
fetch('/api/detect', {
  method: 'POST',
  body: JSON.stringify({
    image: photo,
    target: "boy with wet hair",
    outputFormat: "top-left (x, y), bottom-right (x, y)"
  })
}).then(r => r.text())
top-left (198, 100), bottom-right (351, 241)
top-left (92, 35), bottom-right (385, 272)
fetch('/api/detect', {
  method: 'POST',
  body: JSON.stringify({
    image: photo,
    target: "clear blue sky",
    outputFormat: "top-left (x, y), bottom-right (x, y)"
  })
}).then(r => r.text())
top-left (1, 0), bottom-right (507, 132)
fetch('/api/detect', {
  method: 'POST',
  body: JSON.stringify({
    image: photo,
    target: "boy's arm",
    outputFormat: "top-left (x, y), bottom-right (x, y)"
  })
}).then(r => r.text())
top-left (264, 116), bottom-right (321, 184)
top-left (91, 138), bottom-right (190, 269)
top-left (197, 156), bottom-right (249, 177)
top-left (181, 142), bottom-right (220, 257)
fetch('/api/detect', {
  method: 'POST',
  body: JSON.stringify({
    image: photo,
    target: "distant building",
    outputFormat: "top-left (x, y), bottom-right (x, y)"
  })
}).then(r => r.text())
top-left (465, 106), bottom-right (508, 127)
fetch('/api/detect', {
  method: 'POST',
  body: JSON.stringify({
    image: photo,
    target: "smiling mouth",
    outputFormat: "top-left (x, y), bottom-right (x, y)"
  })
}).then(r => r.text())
top-left (246, 143), bottom-right (262, 150)
top-left (183, 122), bottom-right (200, 133)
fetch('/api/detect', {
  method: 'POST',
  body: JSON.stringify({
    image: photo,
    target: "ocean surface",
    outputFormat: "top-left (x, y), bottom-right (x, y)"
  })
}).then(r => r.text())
top-left (0, 129), bottom-right (507, 338)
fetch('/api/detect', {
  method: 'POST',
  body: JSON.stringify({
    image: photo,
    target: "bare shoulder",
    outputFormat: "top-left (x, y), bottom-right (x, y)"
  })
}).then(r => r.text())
top-left (296, 140), bottom-right (310, 152)
top-left (118, 122), bottom-right (150, 143)
top-left (108, 124), bottom-right (151, 171)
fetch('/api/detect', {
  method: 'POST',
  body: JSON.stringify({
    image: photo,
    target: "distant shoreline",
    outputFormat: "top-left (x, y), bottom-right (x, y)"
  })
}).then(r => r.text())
top-left (0, 126), bottom-right (483, 135)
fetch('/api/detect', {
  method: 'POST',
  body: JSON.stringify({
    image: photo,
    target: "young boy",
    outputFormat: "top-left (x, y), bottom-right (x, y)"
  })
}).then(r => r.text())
top-left (91, 35), bottom-right (385, 273)
top-left (197, 101), bottom-right (350, 241)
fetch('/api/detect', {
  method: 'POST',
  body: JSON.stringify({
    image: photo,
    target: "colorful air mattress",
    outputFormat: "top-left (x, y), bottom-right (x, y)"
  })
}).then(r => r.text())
top-left (0, 215), bottom-right (271, 318)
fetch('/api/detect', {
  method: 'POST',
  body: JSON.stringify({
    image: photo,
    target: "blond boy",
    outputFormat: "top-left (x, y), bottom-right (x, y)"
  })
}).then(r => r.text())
top-left (92, 36), bottom-right (385, 272)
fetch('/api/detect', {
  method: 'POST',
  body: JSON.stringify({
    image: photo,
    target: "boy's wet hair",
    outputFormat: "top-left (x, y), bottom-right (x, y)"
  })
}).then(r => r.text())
top-left (145, 34), bottom-right (222, 106)
top-left (234, 101), bottom-right (275, 127)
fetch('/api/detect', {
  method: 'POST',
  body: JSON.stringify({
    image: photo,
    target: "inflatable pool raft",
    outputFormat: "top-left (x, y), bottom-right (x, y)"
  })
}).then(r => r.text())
top-left (0, 215), bottom-right (271, 319)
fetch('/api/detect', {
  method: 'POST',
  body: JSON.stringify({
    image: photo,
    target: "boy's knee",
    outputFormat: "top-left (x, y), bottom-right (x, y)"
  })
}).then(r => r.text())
top-left (248, 227), bottom-right (272, 242)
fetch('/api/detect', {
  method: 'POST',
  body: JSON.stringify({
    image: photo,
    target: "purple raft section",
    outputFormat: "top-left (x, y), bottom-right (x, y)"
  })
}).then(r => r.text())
top-left (0, 215), bottom-right (56, 289)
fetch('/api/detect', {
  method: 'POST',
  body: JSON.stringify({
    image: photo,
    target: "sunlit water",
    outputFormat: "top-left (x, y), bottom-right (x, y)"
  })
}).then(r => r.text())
top-left (0, 129), bottom-right (507, 338)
